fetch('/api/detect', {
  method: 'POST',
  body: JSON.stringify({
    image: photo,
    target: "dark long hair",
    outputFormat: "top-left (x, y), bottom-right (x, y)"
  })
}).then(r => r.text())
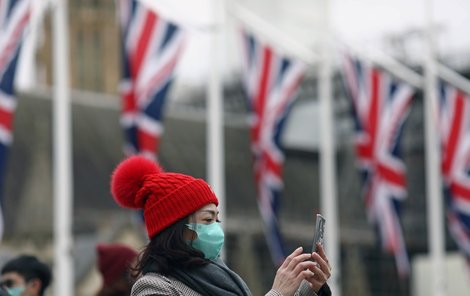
top-left (133, 217), bottom-right (209, 276)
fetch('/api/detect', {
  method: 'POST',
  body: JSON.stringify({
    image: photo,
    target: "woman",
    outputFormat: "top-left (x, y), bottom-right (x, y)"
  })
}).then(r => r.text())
top-left (111, 156), bottom-right (332, 296)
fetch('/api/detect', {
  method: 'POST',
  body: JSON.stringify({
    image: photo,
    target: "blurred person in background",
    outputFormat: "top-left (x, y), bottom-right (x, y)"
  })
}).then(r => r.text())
top-left (95, 243), bottom-right (138, 296)
top-left (111, 156), bottom-right (332, 296)
top-left (0, 255), bottom-right (52, 296)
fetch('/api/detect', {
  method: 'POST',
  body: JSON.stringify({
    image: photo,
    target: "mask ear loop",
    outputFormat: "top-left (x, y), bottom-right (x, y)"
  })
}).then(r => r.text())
top-left (186, 222), bottom-right (199, 242)
top-left (185, 214), bottom-right (199, 243)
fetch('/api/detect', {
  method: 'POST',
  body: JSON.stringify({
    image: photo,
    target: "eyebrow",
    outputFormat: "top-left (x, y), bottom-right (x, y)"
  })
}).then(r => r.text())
top-left (199, 210), bottom-right (219, 216)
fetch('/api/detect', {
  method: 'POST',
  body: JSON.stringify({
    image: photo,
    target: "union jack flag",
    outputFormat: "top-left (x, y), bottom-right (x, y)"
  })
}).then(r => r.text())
top-left (438, 81), bottom-right (470, 265)
top-left (0, 0), bottom-right (31, 240)
top-left (341, 53), bottom-right (415, 277)
top-left (240, 30), bottom-right (305, 265)
top-left (117, 0), bottom-right (185, 160)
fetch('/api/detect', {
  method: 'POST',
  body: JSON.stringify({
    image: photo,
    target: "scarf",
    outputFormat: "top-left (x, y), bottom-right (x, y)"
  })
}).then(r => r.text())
top-left (172, 258), bottom-right (252, 296)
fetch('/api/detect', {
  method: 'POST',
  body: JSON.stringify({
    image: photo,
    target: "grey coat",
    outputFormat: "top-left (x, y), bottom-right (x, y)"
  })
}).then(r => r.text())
top-left (131, 272), bottom-right (320, 296)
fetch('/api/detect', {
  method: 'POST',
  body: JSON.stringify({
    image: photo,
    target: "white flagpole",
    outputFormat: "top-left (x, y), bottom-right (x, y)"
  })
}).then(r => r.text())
top-left (342, 44), bottom-right (423, 89)
top-left (438, 64), bottom-right (470, 95)
top-left (52, 0), bottom-right (74, 295)
top-left (318, 0), bottom-right (340, 295)
top-left (207, 0), bottom-right (226, 257)
top-left (424, 0), bottom-right (446, 295)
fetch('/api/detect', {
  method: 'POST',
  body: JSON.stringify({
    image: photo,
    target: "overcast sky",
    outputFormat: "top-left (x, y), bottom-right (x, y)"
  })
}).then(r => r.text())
top-left (152, 0), bottom-right (470, 85)
top-left (18, 0), bottom-right (468, 90)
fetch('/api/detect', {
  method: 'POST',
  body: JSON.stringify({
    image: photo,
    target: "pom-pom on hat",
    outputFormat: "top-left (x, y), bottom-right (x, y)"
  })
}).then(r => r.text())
top-left (96, 243), bottom-right (137, 287)
top-left (111, 156), bottom-right (219, 238)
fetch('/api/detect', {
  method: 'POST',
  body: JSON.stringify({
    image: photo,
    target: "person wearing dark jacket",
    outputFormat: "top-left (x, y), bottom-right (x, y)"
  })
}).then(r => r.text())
top-left (110, 156), bottom-right (332, 296)
top-left (0, 255), bottom-right (52, 296)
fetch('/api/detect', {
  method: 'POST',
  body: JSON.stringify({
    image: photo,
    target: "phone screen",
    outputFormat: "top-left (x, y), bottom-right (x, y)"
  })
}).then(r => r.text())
top-left (312, 214), bottom-right (326, 252)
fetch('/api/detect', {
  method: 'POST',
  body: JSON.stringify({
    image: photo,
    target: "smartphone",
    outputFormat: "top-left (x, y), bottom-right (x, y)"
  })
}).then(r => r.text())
top-left (311, 214), bottom-right (326, 252)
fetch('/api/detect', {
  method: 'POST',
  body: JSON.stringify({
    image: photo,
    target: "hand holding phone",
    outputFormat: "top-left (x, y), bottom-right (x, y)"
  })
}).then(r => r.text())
top-left (311, 214), bottom-right (326, 253)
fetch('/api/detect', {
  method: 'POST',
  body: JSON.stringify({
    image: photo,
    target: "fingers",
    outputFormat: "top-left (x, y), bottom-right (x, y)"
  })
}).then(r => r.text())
top-left (315, 244), bottom-right (331, 271)
top-left (311, 252), bottom-right (331, 277)
top-left (310, 260), bottom-right (329, 281)
top-left (287, 249), bottom-right (322, 282)
top-left (316, 243), bottom-right (326, 259)
top-left (282, 247), bottom-right (313, 271)
top-left (280, 248), bottom-right (319, 280)
top-left (303, 261), bottom-right (329, 293)
top-left (280, 246), bottom-right (331, 280)
top-left (282, 246), bottom-right (303, 267)
top-left (297, 268), bottom-right (316, 283)
top-left (303, 245), bottom-right (331, 293)
top-left (272, 247), bottom-right (318, 295)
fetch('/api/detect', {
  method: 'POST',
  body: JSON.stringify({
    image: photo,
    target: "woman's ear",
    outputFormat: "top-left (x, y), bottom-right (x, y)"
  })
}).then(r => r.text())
top-left (183, 225), bottom-right (198, 241)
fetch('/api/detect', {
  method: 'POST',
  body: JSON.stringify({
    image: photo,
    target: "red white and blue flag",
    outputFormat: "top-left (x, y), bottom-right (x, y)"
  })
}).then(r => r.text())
top-left (0, 0), bottom-right (32, 240)
top-left (438, 82), bottom-right (470, 265)
top-left (117, 0), bottom-right (185, 160)
top-left (240, 30), bottom-right (305, 265)
top-left (341, 53), bottom-right (414, 277)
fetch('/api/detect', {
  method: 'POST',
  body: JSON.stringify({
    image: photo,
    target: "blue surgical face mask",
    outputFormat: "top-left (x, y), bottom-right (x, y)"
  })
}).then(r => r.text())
top-left (186, 222), bottom-right (225, 260)
top-left (6, 286), bottom-right (25, 296)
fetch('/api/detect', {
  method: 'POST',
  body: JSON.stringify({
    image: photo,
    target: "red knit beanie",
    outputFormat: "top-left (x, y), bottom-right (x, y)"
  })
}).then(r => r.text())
top-left (110, 156), bottom-right (219, 238)
top-left (96, 243), bottom-right (137, 287)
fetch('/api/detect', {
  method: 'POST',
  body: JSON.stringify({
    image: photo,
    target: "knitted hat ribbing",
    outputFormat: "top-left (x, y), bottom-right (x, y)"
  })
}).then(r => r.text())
top-left (111, 156), bottom-right (218, 238)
